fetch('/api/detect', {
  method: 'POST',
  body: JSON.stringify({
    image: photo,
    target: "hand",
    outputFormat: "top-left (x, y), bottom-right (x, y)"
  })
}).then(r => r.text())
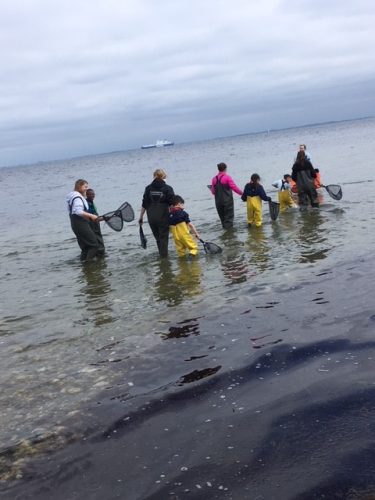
top-left (138, 218), bottom-right (143, 225)
top-left (267, 197), bottom-right (272, 202)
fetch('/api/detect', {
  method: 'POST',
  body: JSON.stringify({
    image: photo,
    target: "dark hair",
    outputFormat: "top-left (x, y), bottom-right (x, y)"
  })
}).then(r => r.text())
top-left (314, 168), bottom-right (319, 173)
top-left (283, 174), bottom-right (291, 180)
top-left (172, 195), bottom-right (185, 206)
top-left (86, 188), bottom-right (95, 194)
top-left (250, 173), bottom-right (260, 184)
top-left (217, 162), bottom-right (227, 172)
top-left (296, 150), bottom-right (305, 163)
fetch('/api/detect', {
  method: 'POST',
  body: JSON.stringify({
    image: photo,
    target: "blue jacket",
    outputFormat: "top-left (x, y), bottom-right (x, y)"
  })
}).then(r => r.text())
top-left (241, 183), bottom-right (271, 202)
top-left (169, 207), bottom-right (190, 226)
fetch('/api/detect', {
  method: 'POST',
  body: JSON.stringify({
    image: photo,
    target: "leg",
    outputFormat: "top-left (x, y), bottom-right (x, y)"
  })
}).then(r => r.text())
top-left (222, 201), bottom-right (234, 229)
top-left (298, 190), bottom-right (309, 208)
top-left (310, 187), bottom-right (319, 207)
top-left (215, 202), bottom-right (225, 227)
top-left (157, 221), bottom-right (170, 258)
top-left (253, 196), bottom-right (263, 227)
top-left (71, 216), bottom-right (100, 261)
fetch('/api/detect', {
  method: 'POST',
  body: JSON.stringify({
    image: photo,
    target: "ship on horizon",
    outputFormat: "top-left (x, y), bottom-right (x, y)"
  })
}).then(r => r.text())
top-left (141, 139), bottom-right (174, 149)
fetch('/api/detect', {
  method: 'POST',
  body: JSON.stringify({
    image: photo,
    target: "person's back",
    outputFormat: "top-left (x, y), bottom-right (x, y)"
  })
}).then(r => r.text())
top-left (169, 195), bottom-right (200, 257)
top-left (211, 162), bottom-right (242, 229)
top-left (292, 152), bottom-right (318, 208)
top-left (242, 174), bottom-right (271, 227)
top-left (272, 175), bottom-right (296, 211)
top-left (139, 169), bottom-right (175, 258)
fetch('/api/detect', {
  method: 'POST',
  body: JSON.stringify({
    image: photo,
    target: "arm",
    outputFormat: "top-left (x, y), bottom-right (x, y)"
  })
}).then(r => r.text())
top-left (226, 174), bottom-right (243, 196)
top-left (258, 185), bottom-right (271, 202)
top-left (138, 206), bottom-right (146, 225)
top-left (291, 165), bottom-right (297, 182)
top-left (71, 197), bottom-right (98, 222)
top-left (165, 185), bottom-right (175, 206)
top-left (309, 163), bottom-right (317, 178)
top-left (210, 176), bottom-right (217, 195)
top-left (241, 184), bottom-right (248, 202)
top-left (188, 222), bottom-right (200, 240)
top-left (82, 211), bottom-right (99, 222)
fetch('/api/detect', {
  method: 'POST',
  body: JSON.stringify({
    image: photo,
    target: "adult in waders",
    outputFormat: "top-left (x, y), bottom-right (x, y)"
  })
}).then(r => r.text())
top-left (210, 163), bottom-right (243, 229)
top-left (66, 179), bottom-right (105, 261)
top-left (292, 151), bottom-right (318, 208)
top-left (139, 169), bottom-right (175, 258)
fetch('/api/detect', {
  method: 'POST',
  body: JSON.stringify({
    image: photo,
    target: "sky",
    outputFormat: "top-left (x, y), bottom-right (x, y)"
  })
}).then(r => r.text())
top-left (1, 0), bottom-right (375, 167)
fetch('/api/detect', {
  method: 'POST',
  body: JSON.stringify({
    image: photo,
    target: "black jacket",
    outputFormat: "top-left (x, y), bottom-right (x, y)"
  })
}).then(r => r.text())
top-left (141, 179), bottom-right (174, 209)
top-left (292, 159), bottom-right (316, 183)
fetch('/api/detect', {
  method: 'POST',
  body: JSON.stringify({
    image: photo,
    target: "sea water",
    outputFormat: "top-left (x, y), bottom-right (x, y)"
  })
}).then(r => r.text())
top-left (1, 117), bottom-right (375, 498)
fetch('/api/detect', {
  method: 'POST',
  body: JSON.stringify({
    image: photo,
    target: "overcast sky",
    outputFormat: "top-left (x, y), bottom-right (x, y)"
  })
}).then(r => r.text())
top-left (1, 0), bottom-right (374, 167)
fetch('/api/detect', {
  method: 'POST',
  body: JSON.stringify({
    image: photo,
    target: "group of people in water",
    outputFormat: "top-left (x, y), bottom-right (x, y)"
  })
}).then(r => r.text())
top-left (66, 144), bottom-right (322, 262)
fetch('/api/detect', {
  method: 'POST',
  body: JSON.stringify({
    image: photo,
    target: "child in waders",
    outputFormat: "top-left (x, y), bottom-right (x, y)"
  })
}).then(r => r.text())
top-left (241, 174), bottom-right (271, 227)
top-left (169, 195), bottom-right (200, 257)
top-left (314, 168), bottom-right (322, 189)
top-left (272, 174), bottom-right (296, 211)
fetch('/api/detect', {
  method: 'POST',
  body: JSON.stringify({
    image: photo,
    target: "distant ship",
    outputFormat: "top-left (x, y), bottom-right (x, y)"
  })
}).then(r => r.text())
top-left (141, 139), bottom-right (174, 149)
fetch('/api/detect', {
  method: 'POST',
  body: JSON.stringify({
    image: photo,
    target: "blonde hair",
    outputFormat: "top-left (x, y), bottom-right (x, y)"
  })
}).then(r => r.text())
top-left (153, 169), bottom-right (167, 180)
top-left (74, 179), bottom-right (88, 191)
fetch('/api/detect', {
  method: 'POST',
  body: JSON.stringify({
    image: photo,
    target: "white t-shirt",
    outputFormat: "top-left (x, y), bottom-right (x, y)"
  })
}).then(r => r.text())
top-left (66, 191), bottom-right (88, 216)
top-left (272, 180), bottom-right (291, 191)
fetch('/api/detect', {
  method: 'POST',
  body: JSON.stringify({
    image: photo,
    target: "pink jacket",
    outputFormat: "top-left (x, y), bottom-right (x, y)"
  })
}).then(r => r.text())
top-left (211, 172), bottom-right (243, 196)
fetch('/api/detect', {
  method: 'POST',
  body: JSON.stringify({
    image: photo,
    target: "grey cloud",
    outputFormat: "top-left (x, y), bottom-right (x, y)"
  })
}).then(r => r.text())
top-left (1, 0), bottom-right (375, 166)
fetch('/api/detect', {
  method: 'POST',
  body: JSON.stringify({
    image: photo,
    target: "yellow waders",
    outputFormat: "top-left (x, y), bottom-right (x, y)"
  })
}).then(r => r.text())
top-left (170, 222), bottom-right (198, 257)
top-left (246, 196), bottom-right (262, 226)
top-left (278, 190), bottom-right (296, 211)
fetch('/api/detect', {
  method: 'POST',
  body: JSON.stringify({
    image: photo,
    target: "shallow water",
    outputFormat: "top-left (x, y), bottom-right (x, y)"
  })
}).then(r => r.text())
top-left (1, 118), bottom-right (375, 498)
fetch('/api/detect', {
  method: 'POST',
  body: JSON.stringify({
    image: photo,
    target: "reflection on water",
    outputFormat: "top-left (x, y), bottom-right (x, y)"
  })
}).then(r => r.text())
top-left (296, 210), bottom-right (328, 264)
top-left (220, 229), bottom-right (250, 285)
top-left (246, 226), bottom-right (270, 274)
top-left (80, 260), bottom-right (113, 326)
top-left (154, 258), bottom-right (202, 306)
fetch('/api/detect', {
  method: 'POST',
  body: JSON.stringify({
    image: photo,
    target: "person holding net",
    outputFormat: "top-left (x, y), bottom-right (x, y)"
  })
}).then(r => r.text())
top-left (210, 162), bottom-right (243, 229)
top-left (86, 188), bottom-right (105, 254)
top-left (169, 195), bottom-right (200, 258)
top-left (241, 173), bottom-right (271, 227)
top-left (292, 151), bottom-right (318, 208)
top-left (139, 169), bottom-right (175, 258)
top-left (66, 179), bottom-right (105, 261)
top-left (272, 174), bottom-right (296, 212)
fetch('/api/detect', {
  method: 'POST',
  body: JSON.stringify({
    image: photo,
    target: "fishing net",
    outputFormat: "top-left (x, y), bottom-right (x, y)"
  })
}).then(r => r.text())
top-left (102, 211), bottom-right (123, 232)
top-left (139, 226), bottom-right (147, 249)
top-left (200, 239), bottom-right (222, 254)
top-left (268, 200), bottom-right (280, 221)
top-left (118, 202), bottom-right (135, 222)
top-left (324, 184), bottom-right (342, 200)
